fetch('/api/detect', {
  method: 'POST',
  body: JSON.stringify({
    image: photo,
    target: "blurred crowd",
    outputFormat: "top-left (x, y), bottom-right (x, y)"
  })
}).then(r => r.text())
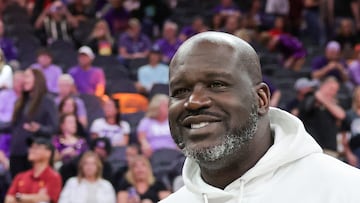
top-left (1, 0), bottom-right (360, 202)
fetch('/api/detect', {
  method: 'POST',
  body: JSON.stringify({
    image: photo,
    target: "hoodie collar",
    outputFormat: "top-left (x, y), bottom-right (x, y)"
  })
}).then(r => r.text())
top-left (182, 108), bottom-right (322, 201)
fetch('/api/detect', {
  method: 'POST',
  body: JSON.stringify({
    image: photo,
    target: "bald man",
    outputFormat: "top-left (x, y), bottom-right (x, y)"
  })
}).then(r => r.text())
top-left (161, 32), bottom-right (360, 203)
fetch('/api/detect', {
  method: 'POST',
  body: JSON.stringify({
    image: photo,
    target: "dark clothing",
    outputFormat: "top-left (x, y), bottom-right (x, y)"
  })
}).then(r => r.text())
top-left (9, 156), bottom-right (31, 179)
top-left (11, 94), bottom-right (58, 156)
top-left (334, 0), bottom-right (356, 18)
top-left (298, 93), bottom-right (339, 151)
top-left (117, 179), bottom-right (167, 202)
top-left (342, 110), bottom-right (360, 150)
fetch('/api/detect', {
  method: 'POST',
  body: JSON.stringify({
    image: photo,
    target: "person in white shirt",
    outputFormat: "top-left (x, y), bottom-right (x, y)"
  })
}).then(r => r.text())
top-left (161, 31), bottom-right (360, 203)
top-left (59, 151), bottom-right (116, 203)
top-left (0, 49), bottom-right (13, 89)
top-left (90, 98), bottom-right (130, 147)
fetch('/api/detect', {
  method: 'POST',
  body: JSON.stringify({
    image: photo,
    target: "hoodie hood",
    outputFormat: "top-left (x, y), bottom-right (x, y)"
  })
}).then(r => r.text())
top-left (181, 107), bottom-right (322, 202)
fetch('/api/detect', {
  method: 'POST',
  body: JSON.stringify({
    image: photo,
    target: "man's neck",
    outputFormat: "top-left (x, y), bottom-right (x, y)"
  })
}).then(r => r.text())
top-left (33, 162), bottom-right (49, 178)
top-left (81, 65), bottom-right (91, 70)
top-left (199, 122), bottom-right (273, 189)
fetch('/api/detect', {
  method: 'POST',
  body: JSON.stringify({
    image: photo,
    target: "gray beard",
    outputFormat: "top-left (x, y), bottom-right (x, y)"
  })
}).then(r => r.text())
top-left (181, 105), bottom-right (259, 163)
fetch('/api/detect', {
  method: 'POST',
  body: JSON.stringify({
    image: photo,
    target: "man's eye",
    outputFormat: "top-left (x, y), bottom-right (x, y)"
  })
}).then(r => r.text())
top-left (209, 81), bottom-right (226, 88)
top-left (171, 88), bottom-right (190, 97)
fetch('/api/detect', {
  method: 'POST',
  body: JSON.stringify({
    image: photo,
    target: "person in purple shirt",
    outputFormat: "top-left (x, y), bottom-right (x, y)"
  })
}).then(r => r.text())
top-left (54, 74), bottom-right (88, 127)
top-left (263, 32), bottom-right (306, 71)
top-left (179, 16), bottom-right (207, 42)
top-left (137, 94), bottom-right (178, 158)
top-left (118, 18), bottom-right (151, 60)
top-left (311, 41), bottom-right (348, 83)
top-left (0, 20), bottom-right (18, 62)
top-left (0, 71), bottom-right (24, 158)
top-left (103, 0), bottom-right (130, 36)
top-left (349, 45), bottom-right (360, 86)
top-left (212, 0), bottom-right (241, 27)
top-left (154, 21), bottom-right (182, 64)
top-left (68, 46), bottom-right (106, 97)
top-left (31, 49), bottom-right (63, 94)
top-left (53, 113), bottom-right (88, 164)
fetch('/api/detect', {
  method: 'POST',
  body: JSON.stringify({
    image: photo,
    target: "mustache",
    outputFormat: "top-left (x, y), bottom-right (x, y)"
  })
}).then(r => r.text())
top-left (179, 110), bottom-right (223, 122)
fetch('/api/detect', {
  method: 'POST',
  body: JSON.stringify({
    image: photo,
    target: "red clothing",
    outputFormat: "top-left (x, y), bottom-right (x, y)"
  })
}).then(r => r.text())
top-left (7, 166), bottom-right (62, 203)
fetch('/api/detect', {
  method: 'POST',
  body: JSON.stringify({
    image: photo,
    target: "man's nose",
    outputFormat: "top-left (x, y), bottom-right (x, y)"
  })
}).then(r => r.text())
top-left (184, 86), bottom-right (212, 110)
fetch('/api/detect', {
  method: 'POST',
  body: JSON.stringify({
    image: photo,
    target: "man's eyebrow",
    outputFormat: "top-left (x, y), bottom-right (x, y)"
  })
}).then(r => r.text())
top-left (169, 71), bottom-right (233, 87)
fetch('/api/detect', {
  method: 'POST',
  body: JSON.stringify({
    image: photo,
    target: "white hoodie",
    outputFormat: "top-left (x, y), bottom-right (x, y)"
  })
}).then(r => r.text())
top-left (160, 108), bottom-right (360, 203)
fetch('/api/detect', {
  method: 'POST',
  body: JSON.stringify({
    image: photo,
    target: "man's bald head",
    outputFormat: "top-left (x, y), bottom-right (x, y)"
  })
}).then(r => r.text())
top-left (170, 31), bottom-right (262, 85)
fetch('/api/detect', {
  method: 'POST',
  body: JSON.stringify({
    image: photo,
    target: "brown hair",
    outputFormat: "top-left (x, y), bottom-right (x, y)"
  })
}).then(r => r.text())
top-left (12, 69), bottom-right (48, 122)
top-left (77, 151), bottom-right (103, 181)
top-left (125, 155), bottom-right (155, 186)
top-left (58, 96), bottom-right (78, 115)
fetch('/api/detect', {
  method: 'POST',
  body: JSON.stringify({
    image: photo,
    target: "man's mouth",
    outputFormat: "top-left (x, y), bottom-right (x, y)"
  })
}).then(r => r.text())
top-left (190, 122), bottom-right (210, 129)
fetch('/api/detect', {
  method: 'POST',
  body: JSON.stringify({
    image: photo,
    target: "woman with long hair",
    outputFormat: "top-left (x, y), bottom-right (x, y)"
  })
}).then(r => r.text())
top-left (86, 20), bottom-right (116, 56)
top-left (117, 155), bottom-right (170, 203)
top-left (137, 94), bottom-right (177, 158)
top-left (53, 113), bottom-right (88, 164)
top-left (90, 98), bottom-right (130, 147)
top-left (342, 86), bottom-right (360, 168)
top-left (59, 151), bottom-right (116, 203)
top-left (10, 68), bottom-right (58, 177)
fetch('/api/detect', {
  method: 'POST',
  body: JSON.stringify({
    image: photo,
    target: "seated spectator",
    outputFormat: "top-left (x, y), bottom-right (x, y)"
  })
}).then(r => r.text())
top-left (118, 18), bottom-right (152, 61)
top-left (0, 150), bottom-right (10, 203)
top-left (0, 71), bottom-right (24, 158)
top-left (5, 137), bottom-right (62, 203)
top-left (0, 20), bottom-right (17, 63)
top-left (112, 144), bottom-right (140, 189)
top-left (334, 18), bottom-right (358, 59)
top-left (137, 94), bottom-right (177, 158)
top-left (68, 46), bottom-right (106, 97)
top-left (90, 98), bottom-right (130, 147)
top-left (31, 48), bottom-right (63, 94)
top-left (136, 47), bottom-right (169, 94)
top-left (179, 16), bottom-right (207, 41)
top-left (58, 96), bottom-right (88, 136)
top-left (0, 49), bottom-right (13, 89)
top-left (263, 76), bottom-right (281, 107)
top-left (53, 113), bottom-right (88, 164)
top-left (265, 0), bottom-right (289, 17)
top-left (222, 15), bottom-right (241, 35)
top-left (153, 21), bottom-right (182, 64)
top-left (341, 86), bottom-right (360, 168)
top-left (67, 0), bottom-right (96, 25)
top-left (34, 0), bottom-right (78, 45)
top-left (55, 74), bottom-right (88, 127)
top-left (86, 20), bottom-right (116, 56)
top-left (298, 77), bottom-right (345, 156)
top-left (59, 137), bottom-right (113, 185)
top-left (261, 32), bottom-right (306, 71)
top-left (213, 0), bottom-right (241, 23)
top-left (348, 44), bottom-right (360, 86)
top-left (311, 41), bottom-right (348, 83)
top-left (268, 16), bottom-right (288, 37)
top-left (116, 155), bottom-right (170, 203)
top-left (103, 0), bottom-right (130, 36)
top-left (9, 69), bottom-right (58, 177)
top-left (286, 77), bottom-right (318, 116)
top-left (59, 151), bottom-right (116, 203)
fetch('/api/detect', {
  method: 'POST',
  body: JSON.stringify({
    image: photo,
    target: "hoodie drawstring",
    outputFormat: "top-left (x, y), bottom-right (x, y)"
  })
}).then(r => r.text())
top-left (237, 179), bottom-right (245, 203)
top-left (202, 193), bottom-right (209, 203)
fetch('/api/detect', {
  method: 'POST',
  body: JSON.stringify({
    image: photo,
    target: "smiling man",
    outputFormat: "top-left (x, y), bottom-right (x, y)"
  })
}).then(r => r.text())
top-left (161, 31), bottom-right (360, 203)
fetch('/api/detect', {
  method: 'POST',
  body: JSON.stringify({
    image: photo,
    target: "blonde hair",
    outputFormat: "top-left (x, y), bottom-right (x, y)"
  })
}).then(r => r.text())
top-left (125, 155), bottom-right (155, 185)
top-left (77, 151), bottom-right (103, 181)
top-left (90, 20), bottom-right (114, 45)
top-left (0, 49), bottom-right (5, 68)
top-left (352, 86), bottom-right (360, 110)
top-left (146, 94), bottom-right (169, 119)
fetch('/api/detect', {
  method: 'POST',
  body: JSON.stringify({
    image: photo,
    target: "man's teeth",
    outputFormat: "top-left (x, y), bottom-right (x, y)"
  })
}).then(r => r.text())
top-left (191, 122), bottom-right (210, 129)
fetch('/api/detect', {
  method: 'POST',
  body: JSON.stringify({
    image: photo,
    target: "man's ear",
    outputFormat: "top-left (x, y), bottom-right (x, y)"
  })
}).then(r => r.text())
top-left (256, 82), bottom-right (270, 115)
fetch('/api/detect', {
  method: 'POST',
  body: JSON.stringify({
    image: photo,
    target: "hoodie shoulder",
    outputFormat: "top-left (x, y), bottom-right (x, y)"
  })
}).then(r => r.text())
top-left (159, 187), bottom-right (202, 202)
